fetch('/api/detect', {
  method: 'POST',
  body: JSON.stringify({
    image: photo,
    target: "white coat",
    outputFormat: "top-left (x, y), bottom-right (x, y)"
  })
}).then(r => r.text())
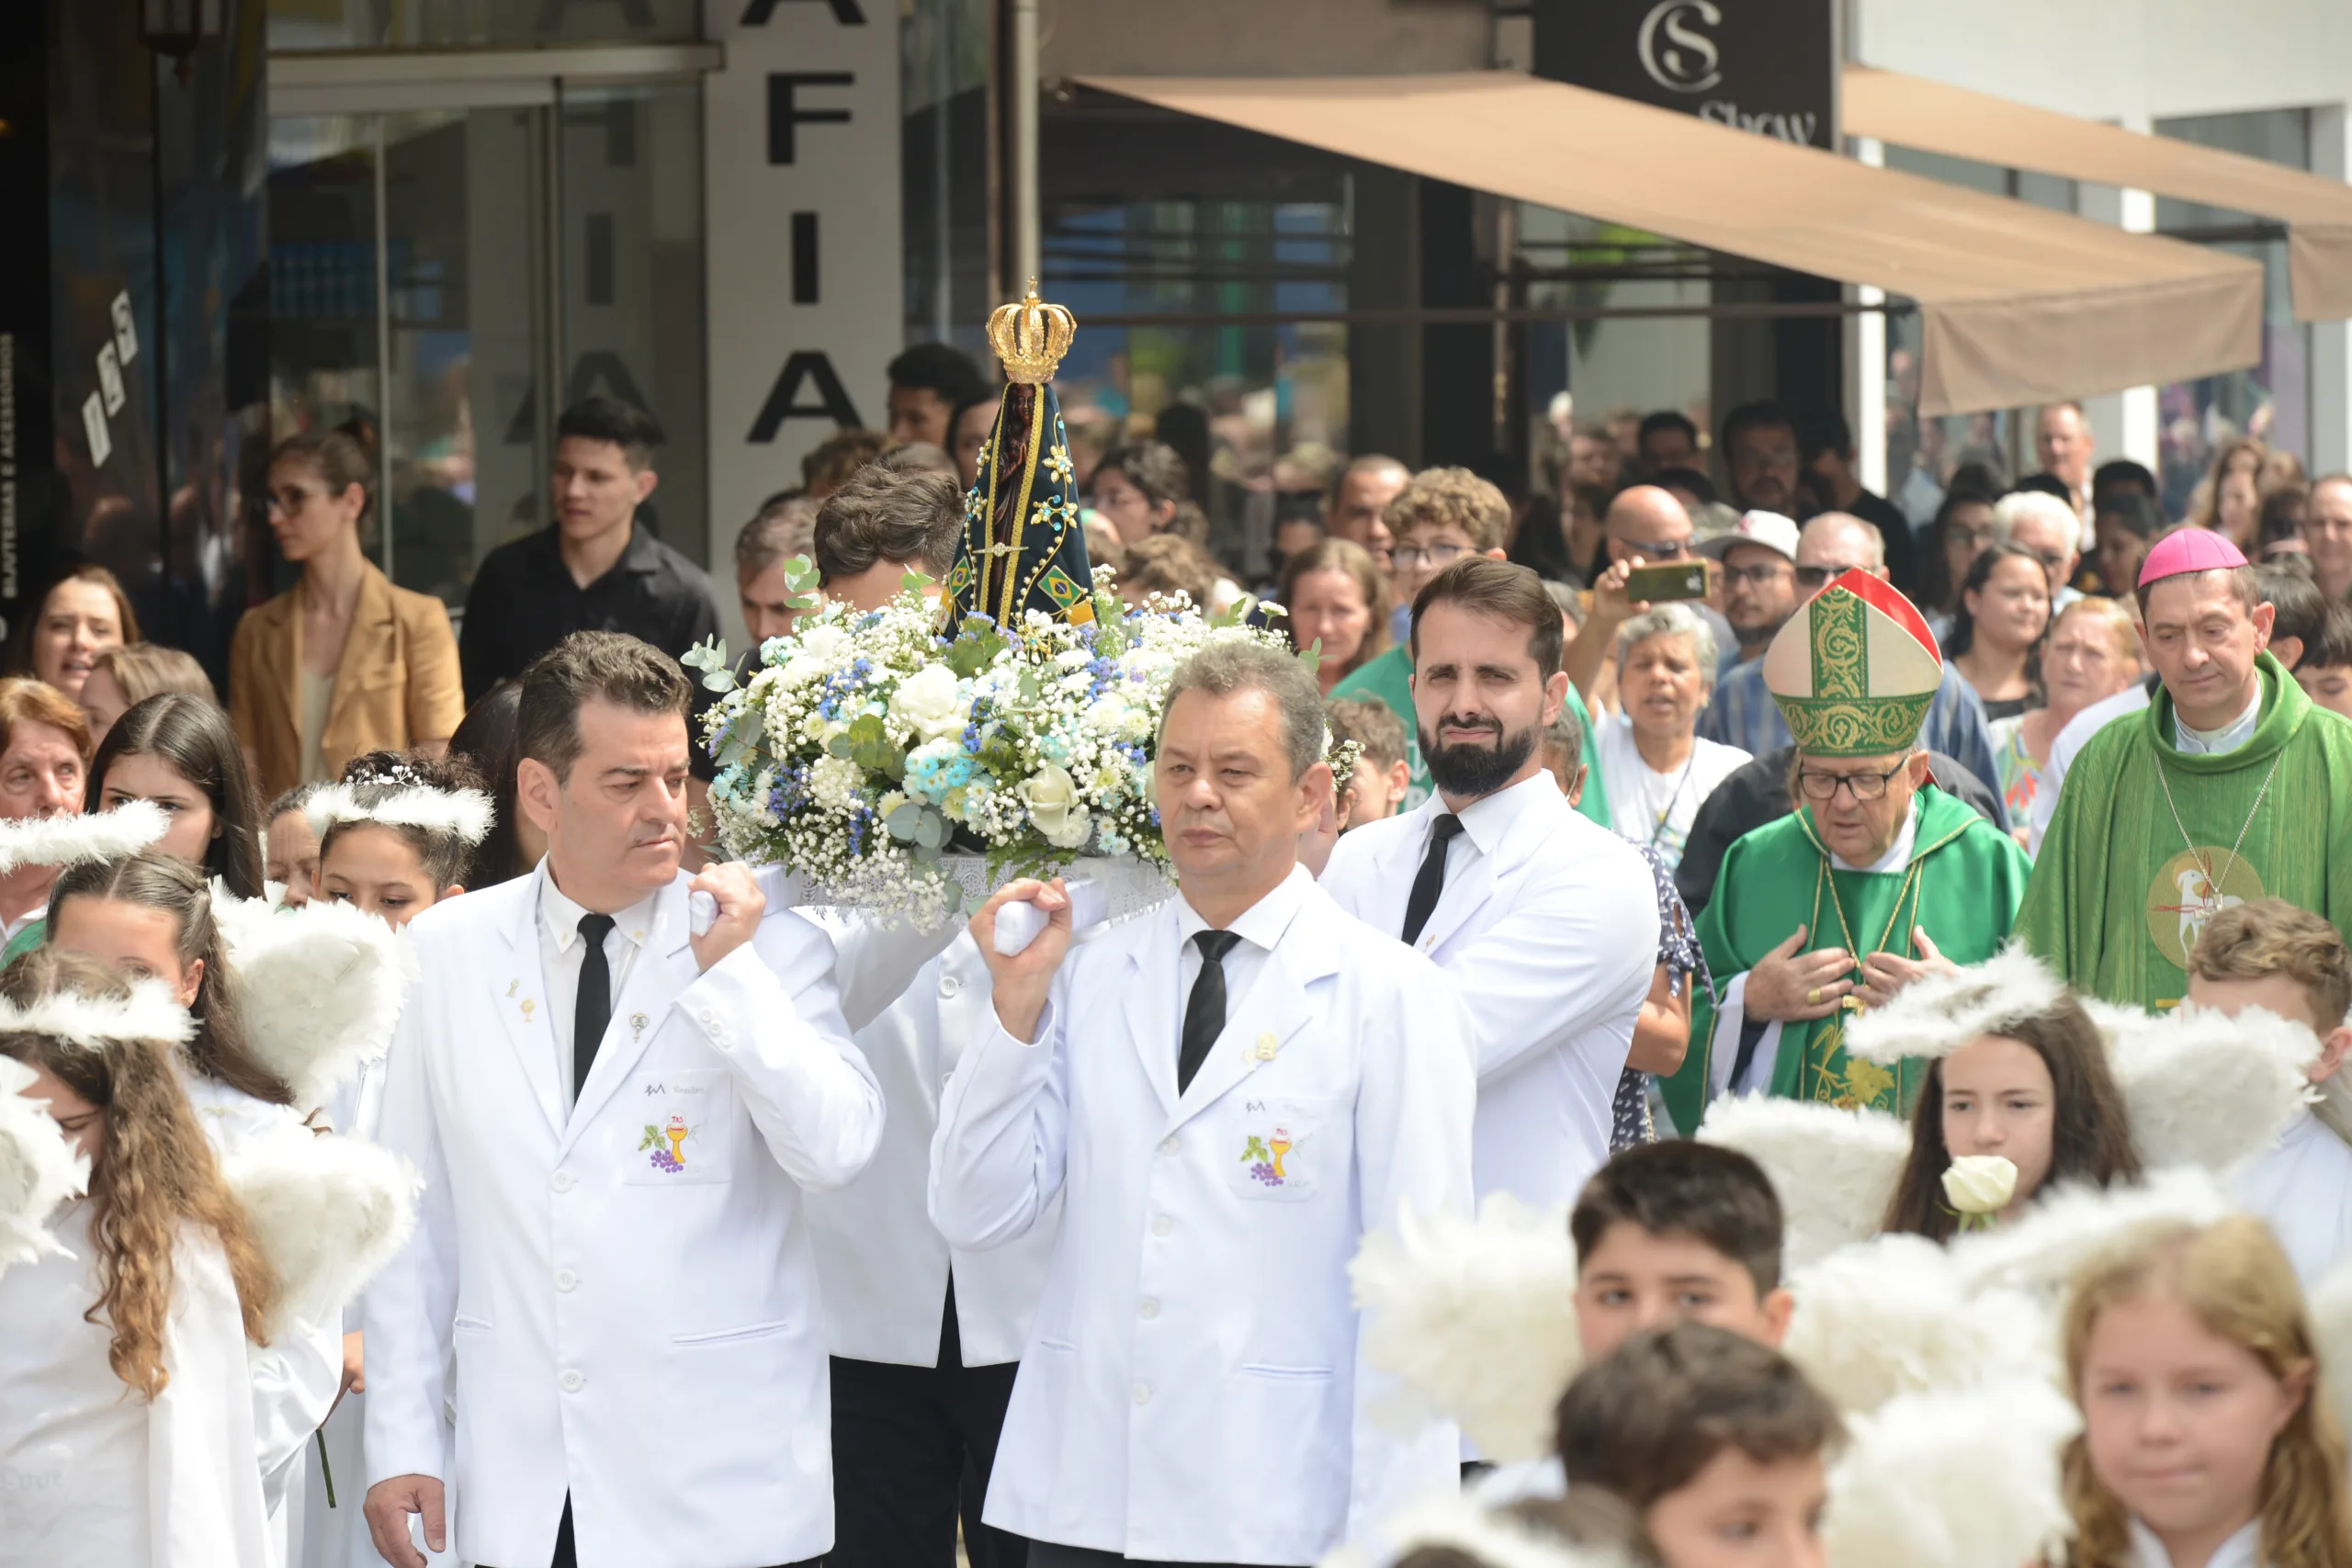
top-left (929, 868), bottom-right (1476, 1565)
top-left (0, 1204), bottom-right (269, 1568)
top-left (364, 864), bottom-right (885, 1568)
top-left (805, 929), bottom-right (1060, 1367)
top-left (1320, 772), bottom-right (1659, 1208)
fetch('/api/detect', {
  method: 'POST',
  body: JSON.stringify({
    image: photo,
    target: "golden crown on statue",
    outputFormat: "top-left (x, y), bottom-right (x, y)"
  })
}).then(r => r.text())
top-left (986, 281), bottom-right (1077, 385)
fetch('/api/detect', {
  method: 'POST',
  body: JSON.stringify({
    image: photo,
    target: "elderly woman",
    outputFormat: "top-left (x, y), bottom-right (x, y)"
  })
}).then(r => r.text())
top-left (1988, 596), bottom-right (2142, 841)
top-left (1593, 603), bottom-right (1750, 869)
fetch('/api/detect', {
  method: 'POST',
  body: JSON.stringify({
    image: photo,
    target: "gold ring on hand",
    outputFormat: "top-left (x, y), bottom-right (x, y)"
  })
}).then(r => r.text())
top-left (1805, 987), bottom-right (1822, 1006)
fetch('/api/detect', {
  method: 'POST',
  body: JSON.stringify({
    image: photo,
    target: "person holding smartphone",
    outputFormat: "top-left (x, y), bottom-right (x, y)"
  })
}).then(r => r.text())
top-left (1561, 487), bottom-right (1736, 713)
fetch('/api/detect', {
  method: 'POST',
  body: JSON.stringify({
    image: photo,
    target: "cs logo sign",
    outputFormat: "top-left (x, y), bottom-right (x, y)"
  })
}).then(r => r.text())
top-left (1637, 0), bottom-right (1723, 94)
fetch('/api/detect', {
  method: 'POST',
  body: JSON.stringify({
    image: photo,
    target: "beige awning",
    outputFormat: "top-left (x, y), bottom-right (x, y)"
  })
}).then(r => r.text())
top-left (1078, 72), bottom-right (2262, 416)
top-left (1845, 64), bottom-right (2352, 322)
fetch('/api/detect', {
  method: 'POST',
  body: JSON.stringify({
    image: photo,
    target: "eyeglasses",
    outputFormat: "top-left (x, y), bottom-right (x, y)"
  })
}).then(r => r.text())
top-left (266, 486), bottom-right (322, 516)
top-left (1793, 563), bottom-right (1868, 591)
top-left (1620, 538), bottom-right (1690, 560)
top-left (2023, 548), bottom-right (2070, 575)
top-left (1722, 562), bottom-right (1792, 589)
top-left (1797, 762), bottom-right (1909, 802)
top-left (1392, 542), bottom-right (1469, 570)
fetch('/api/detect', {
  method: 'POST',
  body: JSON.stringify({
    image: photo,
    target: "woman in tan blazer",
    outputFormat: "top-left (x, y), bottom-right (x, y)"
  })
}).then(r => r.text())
top-left (231, 432), bottom-right (465, 800)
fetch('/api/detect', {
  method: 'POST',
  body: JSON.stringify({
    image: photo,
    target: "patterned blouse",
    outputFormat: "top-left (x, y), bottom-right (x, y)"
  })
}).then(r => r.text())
top-left (1610, 842), bottom-right (1715, 1149)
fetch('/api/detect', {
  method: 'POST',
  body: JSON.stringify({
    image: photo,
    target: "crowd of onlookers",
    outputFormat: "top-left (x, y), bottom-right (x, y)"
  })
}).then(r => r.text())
top-left (20, 342), bottom-right (2348, 942)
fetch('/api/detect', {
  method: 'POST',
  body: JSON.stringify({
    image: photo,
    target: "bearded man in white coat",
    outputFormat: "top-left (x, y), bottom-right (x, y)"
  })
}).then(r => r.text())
top-left (1321, 558), bottom-right (1659, 1210)
top-left (933, 639), bottom-right (1476, 1568)
top-left (363, 632), bottom-right (885, 1568)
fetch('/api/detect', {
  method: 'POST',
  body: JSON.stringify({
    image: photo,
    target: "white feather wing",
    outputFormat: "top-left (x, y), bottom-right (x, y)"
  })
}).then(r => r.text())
top-left (1842, 943), bottom-right (2070, 1066)
top-left (1947, 1167), bottom-right (2235, 1299)
top-left (1353, 1490), bottom-right (1631, 1568)
top-left (1350, 1193), bottom-right (1581, 1462)
top-left (1695, 1096), bottom-right (1912, 1271)
top-left (0, 801), bottom-right (169, 874)
top-left (221, 1134), bottom-right (421, 1337)
top-left (217, 893), bottom-right (417, 1109)
top-left (0, 1055), bottom-right (90, 1277)
top-left (1781, 1233), bottom-right (2057, 1416)
top-left (1823, 1376), bottom-right (2081, 1568)
top-left (2109, 1004), bottom-right (2315, 1174)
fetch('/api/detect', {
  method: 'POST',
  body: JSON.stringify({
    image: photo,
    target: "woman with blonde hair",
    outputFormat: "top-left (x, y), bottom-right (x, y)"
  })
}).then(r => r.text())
top-left (1989, 596), bottom-right (2143, 837)
top-left (1279, 536), bottom-right (1390, 695)
top-left (78, 642), bottom-right (216, 750)
top-left (2063, 1215), bottom-right (2352, 1568)
top-left (0, 946), bottom-right (280, 1562)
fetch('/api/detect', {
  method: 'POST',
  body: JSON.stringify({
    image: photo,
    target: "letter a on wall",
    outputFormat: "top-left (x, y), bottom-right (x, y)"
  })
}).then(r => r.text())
top-left (705, 0), bottom-right (899, 632)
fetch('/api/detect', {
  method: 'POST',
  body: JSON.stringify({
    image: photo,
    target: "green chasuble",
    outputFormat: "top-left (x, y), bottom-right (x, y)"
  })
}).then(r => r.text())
top-left (1330, 642), bottom-right (1610, 827)
top-left (2016, 653), bottom-right (2352, 1010)
top-left (1661, 784), bottom-right (2033, 1135)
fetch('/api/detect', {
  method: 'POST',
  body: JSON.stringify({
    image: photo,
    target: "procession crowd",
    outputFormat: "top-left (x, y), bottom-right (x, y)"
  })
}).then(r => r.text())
top-left (6, 340), bottom-right (2352, 1568)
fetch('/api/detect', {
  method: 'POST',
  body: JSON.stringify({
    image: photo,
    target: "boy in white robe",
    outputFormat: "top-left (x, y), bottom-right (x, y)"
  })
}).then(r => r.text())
top-left (2185, 898), bottom-right (2352, 1285)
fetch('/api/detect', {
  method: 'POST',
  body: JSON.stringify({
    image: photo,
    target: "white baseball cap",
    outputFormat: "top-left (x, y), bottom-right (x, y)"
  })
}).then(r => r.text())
top-left (1697, 510), bottom-right (1800, 563)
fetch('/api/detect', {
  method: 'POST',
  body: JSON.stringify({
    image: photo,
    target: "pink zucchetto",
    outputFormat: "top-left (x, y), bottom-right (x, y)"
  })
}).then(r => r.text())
top-left (2137, 527), bottom-right (2248, 589)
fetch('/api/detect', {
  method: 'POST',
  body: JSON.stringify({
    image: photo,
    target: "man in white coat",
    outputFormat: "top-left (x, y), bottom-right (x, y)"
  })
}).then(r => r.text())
top-left (362, 632), bottom-right (885, 1568)
top-left (933, 640), bottom-right (1476, 1568)
top-left (1321, 557), bottom-right (1659, 1211)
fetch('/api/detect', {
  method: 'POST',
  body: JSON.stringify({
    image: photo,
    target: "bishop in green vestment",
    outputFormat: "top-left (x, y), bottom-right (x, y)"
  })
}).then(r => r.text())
top-left (2018, 530), bottom-right (2352, 1009)
top-left (1662, 570), bottom-right (2032, 1134)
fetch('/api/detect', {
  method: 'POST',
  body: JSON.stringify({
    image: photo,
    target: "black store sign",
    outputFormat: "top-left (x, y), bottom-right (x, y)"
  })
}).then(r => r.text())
top-left (1532, 0), bottom-right (1837, 151)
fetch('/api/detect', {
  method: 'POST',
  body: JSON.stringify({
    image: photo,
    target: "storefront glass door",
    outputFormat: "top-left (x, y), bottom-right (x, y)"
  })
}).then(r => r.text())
top-left (266, 68), bottom-right (706, 621)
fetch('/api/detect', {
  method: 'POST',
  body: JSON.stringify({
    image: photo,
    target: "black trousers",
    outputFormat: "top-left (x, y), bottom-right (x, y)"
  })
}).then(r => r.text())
top-left (829, 1280), bottom-right (1025, 1568)
top-left (487, 1495), bottom-right (824, 1568)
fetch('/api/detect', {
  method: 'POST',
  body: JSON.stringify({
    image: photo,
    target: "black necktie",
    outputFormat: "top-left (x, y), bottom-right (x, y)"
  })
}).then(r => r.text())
top-left (572, 912), bottom-right (616, 1102)
top-left (1399, 814), bottom-right (1466, 947)
top-left (1178, 930), bottom-right (1243, 1094)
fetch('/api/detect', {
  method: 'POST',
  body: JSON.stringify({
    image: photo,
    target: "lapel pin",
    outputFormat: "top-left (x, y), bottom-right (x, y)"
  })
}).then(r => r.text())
top-left (506, 979), bottom-right (519, 998)
top-left (631, 1011), bottom-right (650, 1043)
top-left (1252, 1032), bottom-right (1280, 1063)
top-left (520, 998), bottom-right (537, 1021)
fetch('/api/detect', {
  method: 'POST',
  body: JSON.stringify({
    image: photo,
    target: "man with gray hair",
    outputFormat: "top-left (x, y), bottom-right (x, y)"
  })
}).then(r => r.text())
top-left (1698, 512), bottom-right (2000, 792)
top-left (1994, 490), bottom-right (2084, 613)
top-left (935, 638), bottom-right (1476, 1567)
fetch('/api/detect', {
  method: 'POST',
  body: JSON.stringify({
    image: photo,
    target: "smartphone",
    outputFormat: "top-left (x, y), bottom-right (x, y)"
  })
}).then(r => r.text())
top-left (1623, 561), bottom-right (1710, 603)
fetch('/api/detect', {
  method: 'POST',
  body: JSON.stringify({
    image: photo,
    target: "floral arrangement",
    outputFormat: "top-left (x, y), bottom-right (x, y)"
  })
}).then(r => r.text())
top-left (689, 569), bottom-right (1341, 928)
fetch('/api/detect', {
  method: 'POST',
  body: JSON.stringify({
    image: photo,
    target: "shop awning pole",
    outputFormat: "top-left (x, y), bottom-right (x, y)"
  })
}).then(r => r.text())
top-left (1011, 0), bottom-right (1040, 289)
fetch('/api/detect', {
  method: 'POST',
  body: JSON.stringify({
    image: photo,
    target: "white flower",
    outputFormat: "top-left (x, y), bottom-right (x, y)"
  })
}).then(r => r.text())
top-left (781, 624), bottom-right (852, 685)
top-left (1941, 1156), bottom-right (2018, 1215)
top-left (1018, 764), bottom-right (1093, 850)
top-left (808, 754), bottom-right (865, 814)
top-left (889, 663), bottom-right (967, 742)
top-left (1081, 695), bottom-right (1132, 736)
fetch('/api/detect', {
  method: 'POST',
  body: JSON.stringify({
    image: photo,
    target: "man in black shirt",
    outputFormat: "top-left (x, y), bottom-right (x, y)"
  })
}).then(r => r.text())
top-left (1790, 405), bottom-right (1922, 597)
top-left (459, 396), bottom-right (721, 705)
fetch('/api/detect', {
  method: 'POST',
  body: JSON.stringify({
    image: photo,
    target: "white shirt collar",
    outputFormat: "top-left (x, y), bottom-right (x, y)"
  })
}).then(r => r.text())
top-left (2128, 1516), bottom-right (2260, 1568)
top-left (1426, 768), bottom-right (1561, 858)
top-left (1175, 863), bottom-right (1315, 953)
top-left (1829, 795), bottom-right (1920, 874)
top-left (2175, 685), bottom-right (2264, 756)
top-left (540, 867), bottom-right (660, 953)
